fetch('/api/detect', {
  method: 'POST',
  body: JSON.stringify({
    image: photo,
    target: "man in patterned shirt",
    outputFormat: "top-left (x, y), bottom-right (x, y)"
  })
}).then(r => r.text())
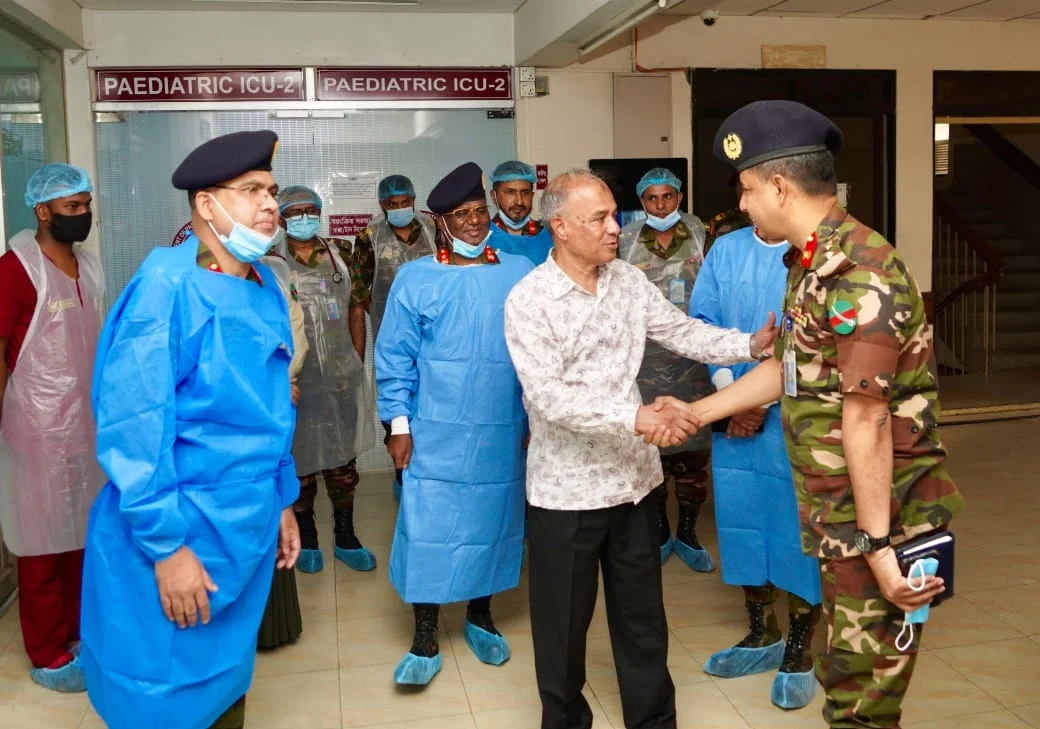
top-left (504, 169), bottom-right (777, 729)
top-left (652, 100), bottom-right (964, 729)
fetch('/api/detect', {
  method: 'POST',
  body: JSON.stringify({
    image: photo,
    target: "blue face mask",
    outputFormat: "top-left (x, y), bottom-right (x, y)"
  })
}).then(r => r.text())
top-left (386, 207), bottom-right (415, 228)
top-left (446, 228), bottom-right (492, 259)
top-left (500, 212), bottom-right (531, 230)
top-left (286, 214), bottom-right (321, 241)
top-left (895, 557), bottom-right (939, 652)
top-left (208, 197), bottom-right (279, 264)
top-left (645, 209), bottom-right (682, 232)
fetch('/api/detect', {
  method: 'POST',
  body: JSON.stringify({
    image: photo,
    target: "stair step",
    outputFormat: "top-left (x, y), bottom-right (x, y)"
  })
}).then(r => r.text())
top-left (997, 330), bottom-right (1040, 348)
top-left (991, 350), bottom-right (1040, 371)
top-left (987, 238), bottom-right (1028, 254)
top-left (1001, 254), bottom-right (1040, 270)
top-left (973, 222), bottom-right (1014, 238)
top-left (996, 290), bottom-right (1040, 309)
top-left (954, 209), bottom-right (1000, 224)
top-left (996, 310), bottom-right (1040, 329)
top-left (997, 271), bottom-right (1040, 289)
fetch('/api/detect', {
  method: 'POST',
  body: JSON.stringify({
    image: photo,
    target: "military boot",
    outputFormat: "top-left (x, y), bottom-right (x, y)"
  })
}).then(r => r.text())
top-left (704, 592), bottom-right (785, 678)
top-left (673, 502), bottom-right (716, 572)
top-left (771, 599), bottom-right (821, 709)
top-left (294, 508), bottom-right (324, 573)
top-left (332, 507), bottom-right (376, 572)
top-left (393, 604), bottom-right (442, 686)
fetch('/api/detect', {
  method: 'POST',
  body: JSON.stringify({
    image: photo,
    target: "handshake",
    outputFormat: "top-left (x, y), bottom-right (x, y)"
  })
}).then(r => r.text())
top-left (635, 396), bottom-right (769, 447)
top-left (635, 396), bottom-right (703, 448)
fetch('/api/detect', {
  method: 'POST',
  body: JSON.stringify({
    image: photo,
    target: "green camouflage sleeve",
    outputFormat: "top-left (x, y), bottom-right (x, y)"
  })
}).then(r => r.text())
top-left (347, 232), bottom-right (374, 308)
top-left (825, 261), bottom-right (914, 402)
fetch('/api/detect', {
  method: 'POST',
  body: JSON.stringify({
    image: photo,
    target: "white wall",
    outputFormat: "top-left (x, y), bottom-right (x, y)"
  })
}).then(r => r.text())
top-left (523, 14), bottom-right (1040, 292)
top-left (84, 9), bottom-right (513, 67)
top-left (0, 0), bottom-right (84, 47)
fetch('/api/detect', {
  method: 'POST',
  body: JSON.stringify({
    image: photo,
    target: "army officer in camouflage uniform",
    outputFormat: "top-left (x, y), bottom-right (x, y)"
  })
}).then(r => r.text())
top-left (648, 100), bottom-right (964, 729)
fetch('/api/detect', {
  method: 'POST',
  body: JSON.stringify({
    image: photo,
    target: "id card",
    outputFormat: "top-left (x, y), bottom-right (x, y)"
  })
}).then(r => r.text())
top-left (319, 279), bottom-right (329, 294)
top-left (783, 348), bottom-right (798, 397)
top-left (326, 300), bottom-right (341, 321)
top-left (668, 278), bottom-right (686, 305)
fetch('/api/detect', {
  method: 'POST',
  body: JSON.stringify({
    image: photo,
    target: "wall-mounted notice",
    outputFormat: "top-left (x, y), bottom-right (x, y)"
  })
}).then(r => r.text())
top-left (328, 214), bottom-right (374, 238)
top-left (95, 68), bottom-right (306, 103)
top-left (316, 67), bottom-right (512, 102)
top-left (536, 164), bottom-right (549, 191)
top-left (326, 172), bottom-right (382, 238)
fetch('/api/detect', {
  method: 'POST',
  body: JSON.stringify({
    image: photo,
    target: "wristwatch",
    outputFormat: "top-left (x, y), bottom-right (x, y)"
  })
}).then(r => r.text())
top-left (854, 529), bottom-right (891, 554)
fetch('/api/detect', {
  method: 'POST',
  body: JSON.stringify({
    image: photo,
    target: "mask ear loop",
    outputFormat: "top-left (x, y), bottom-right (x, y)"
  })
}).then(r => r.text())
top-left (895, 559), bottom-right (928, 652)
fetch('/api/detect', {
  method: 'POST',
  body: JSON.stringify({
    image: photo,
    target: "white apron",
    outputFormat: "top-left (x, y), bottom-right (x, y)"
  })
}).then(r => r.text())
top-left (369, 215), bottom-right (437, 339)
top-left (287, 239), bottom-right (375, 475)
top-left (0, 229), bottom-right (105, 556)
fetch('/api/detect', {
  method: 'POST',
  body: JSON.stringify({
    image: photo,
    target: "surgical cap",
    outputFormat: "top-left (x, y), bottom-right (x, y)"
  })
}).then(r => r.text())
top-left (378, 174), bottom-right (416, 201)
top-left (24, 163), bottom-right (93, 208)
top-left (636, 168), bottom-right (682, 198)
top-left (491, 160), bottom-right (536, 185)
top-left (278, 185), bottom-right (323, 214)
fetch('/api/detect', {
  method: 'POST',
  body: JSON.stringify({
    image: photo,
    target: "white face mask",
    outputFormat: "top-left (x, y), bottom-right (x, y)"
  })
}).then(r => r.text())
top-left (207, 196), bottom-right (278, 263)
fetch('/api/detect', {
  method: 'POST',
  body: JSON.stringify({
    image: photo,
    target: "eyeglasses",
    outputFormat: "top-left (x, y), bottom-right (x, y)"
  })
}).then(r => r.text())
top-left (445, 205), bottom-right (490, 222)
top-left (212, 183), bottom-right (280, 202)
top-left (284, 212), bottom-right (320, 222)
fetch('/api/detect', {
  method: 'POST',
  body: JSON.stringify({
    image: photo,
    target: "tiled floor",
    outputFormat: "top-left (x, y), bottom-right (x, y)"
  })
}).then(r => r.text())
top-left (1, 419), bottom-right (1039, 728)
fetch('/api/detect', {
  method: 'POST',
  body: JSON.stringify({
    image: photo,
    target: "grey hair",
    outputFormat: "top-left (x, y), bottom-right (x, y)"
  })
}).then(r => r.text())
top-left (752, 151), bottom-right (837, 198)
top-left (539, 168), bottom-right (606, 223)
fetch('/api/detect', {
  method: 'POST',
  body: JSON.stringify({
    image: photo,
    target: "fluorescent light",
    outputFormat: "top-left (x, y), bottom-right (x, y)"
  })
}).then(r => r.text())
top-left (934, 123), bottom-right (950, 142)
top-left (579, 0), bottom-right (666, 56)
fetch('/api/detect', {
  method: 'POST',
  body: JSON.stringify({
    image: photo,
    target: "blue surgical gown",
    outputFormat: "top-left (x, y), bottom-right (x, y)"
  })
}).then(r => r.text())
top-left (688, 228), bottom-right (821, 605)
top-left (375, 252), bottom-right (533, 604)
top-left (81, 236), bottom-right (300, 729)
top-left (490, 223), bottom-right (552, 266)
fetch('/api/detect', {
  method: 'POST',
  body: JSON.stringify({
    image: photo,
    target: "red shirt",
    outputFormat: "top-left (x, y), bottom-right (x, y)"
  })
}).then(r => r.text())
top-left (0, 250), bottom-right (38, 373)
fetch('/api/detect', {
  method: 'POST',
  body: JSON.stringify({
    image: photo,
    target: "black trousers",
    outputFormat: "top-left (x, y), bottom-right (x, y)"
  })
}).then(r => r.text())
top-left (528, 497), bottom-right (676, 729)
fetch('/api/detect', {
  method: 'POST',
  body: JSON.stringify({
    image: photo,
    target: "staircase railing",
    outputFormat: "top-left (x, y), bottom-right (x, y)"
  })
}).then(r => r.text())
top-left (933, 196), bottom-right (1005, 375)
top-left (963, 124), bottom-right (1040, 192)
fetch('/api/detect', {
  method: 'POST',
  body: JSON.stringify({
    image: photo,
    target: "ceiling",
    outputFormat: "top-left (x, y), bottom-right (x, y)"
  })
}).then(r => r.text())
top-left (665, 0), bottom-right (1040, 20)
top-left (74, 0), bottom-right (525, 11)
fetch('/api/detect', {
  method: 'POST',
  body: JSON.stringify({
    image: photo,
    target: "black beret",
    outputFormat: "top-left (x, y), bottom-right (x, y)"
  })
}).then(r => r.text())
top-left (713, 100), bottom-right (843, 172)
top-left (172, 130), bottom-right (278, 190)
top-left (427, 162), bottom-right (486, 214)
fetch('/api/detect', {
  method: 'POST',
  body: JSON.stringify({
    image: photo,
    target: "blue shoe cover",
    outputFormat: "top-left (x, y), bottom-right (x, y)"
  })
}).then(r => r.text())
top-left (464, 621), bottom-right (511, 666)
top-left (393, 651), bottom-right (442, 685)
top-left (392, 478), bottom-right (402, 502)
top-left (30, 657), bottom-right (86, 693)
top-left (673, 538), bottom-right (716, 573)
top-left (334, 545), bottom-right (377, 572)
top-left (660, 537), bottom-right (674, 564)
top-left (296, 548), bottom-right (324, 574)
top-left (771, 669), bottom-right (818, 709)
top-left (703, 640), bottom-right (785, 678)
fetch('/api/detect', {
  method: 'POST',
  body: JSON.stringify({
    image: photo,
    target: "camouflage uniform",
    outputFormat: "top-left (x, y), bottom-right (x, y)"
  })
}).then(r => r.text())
top-left (704, 207), bottom-right (752, 255)
top-left (778, 205), bottom-right (965, 728)
top-left (288, 238), bottom-right (363, 512)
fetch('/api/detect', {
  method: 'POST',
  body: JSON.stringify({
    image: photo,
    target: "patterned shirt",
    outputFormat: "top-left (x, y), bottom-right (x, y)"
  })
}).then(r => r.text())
top-left (778, 205), bottom-right (965, 558)
top-left (504, 253), bottom-right (753, 511)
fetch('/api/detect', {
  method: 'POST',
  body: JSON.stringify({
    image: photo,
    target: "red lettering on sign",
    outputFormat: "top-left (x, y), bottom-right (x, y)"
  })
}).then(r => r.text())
top-left (329, 214), bottom-right (374, 237)
top-left (316, 67), bottom-right (512, 102)
top-left (535, 165), bottom-right (549, 191)
top-left (94, 68), bottom-right (306, 103)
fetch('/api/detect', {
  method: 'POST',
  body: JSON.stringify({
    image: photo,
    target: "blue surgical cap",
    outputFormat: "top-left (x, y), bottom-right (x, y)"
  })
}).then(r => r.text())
top-left (491, 160), bottom-right (536, 185)
top-left (636, 167), bottom-right (682, 198)
top-left (378, 174), bottom-right (416, 201)
top-left (24, 163), bottom-right (93, 208)
top-left (278, 185), bottom-right (323, 214)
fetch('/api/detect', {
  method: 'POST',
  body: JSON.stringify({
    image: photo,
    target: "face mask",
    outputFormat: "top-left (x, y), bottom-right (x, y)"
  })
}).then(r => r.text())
top-left (50, 212), bottom-right (93, 244)
top-left (894, 557), bottom-right (939, 652)
top-left (645, 209), bottom-right (682, 232)
top-left (500, 213), bottom-right (531, 230)
top-left (286, 214), bottom-right (321, 241)
top-left (444, 227), bottom-right (492, 259)
top-left (207, 196), bottom-right (278, 264)
top-left (386, 208), bottom-right (415, 228)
